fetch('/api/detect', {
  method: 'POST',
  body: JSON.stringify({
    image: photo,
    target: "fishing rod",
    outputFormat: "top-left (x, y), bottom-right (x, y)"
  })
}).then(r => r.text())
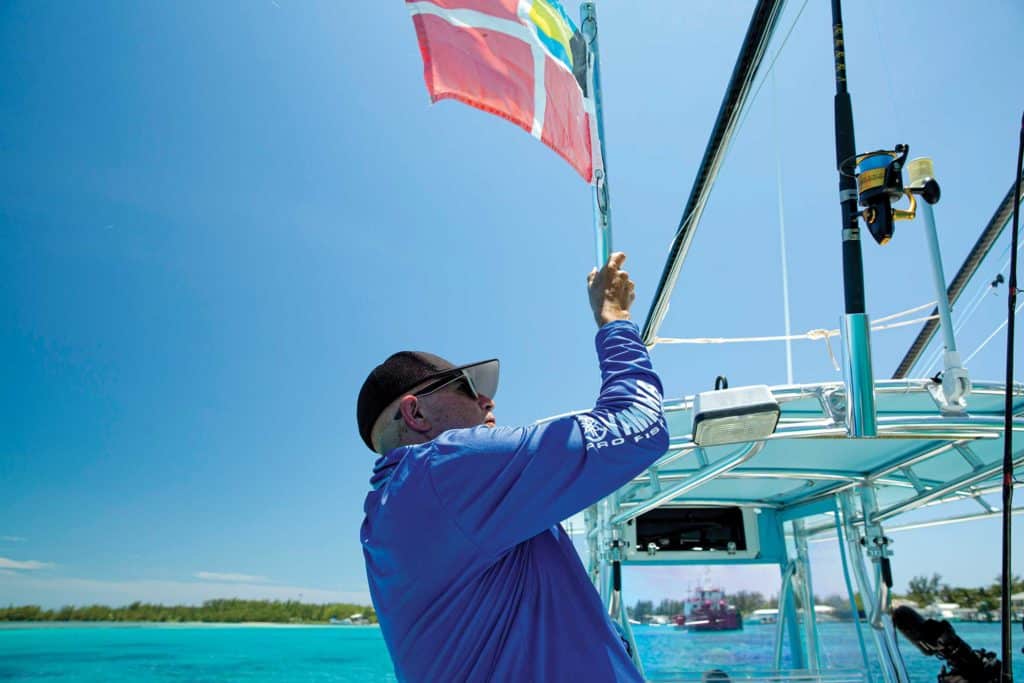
top-left (1001, 112), bottom-right (1023, 683)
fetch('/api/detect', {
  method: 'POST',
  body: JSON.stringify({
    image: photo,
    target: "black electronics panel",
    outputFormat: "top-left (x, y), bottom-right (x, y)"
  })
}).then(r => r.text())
top-left (634, 507), bottom-right (747, 552)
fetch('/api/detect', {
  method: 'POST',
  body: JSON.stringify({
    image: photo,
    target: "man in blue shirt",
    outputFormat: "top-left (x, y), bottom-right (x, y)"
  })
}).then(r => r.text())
top-left (358, 253), bottom-right (668, 681)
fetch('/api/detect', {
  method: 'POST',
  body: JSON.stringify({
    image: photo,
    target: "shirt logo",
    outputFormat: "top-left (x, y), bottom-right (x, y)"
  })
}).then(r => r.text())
top-left (578, 415), bottom-right (608, 443)
top-left (578, 380), bottom-right (663, 450)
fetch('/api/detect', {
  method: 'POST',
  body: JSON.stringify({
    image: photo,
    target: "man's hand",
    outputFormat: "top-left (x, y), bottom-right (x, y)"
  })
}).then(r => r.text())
top-left (587, 252), bottom-right (635, 328)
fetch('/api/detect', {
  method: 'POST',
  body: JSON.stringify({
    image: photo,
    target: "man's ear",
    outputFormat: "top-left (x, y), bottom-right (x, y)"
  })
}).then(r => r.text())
top-left (397, 395), bottom-right (431, 434)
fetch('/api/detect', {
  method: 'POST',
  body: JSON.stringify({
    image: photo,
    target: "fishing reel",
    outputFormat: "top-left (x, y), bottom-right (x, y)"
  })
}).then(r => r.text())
top-left (893, 606), bottom-right (1001, 682)
top-left (852, 144), bottom-right (918, 245)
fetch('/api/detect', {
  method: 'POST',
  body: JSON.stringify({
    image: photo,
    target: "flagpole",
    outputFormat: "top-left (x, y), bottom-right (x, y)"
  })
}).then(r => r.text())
top-left (581, 2), bottom-right (612, 267)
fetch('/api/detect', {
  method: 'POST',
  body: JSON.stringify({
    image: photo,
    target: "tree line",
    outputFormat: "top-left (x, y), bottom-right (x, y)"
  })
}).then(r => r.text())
top-left (0, 599), bottom-right (376, 624)
top-left (628, 574), bottom-right (1023, 621)
top-left (628, 591), bottom-right (855, 621)
top-left (902, 574), bottom-right (1024, 613)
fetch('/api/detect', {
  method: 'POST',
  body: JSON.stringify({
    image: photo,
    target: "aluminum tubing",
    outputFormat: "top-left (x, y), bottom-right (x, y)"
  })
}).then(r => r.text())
top-left (842, 313), bottom-right (878, 437)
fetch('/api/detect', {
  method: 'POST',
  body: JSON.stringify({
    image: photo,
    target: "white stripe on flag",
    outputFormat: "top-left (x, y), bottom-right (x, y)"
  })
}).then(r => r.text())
top-left (516, 0), bottom-right (545, 139)
top-left (406, 2), bottom-right (533, 43)
top-left (583, 53), bottom-right (603, 176)
top-left (408, 0), bottom-right (546, 138)
top-left (530, 44), bottom-right (546, 140)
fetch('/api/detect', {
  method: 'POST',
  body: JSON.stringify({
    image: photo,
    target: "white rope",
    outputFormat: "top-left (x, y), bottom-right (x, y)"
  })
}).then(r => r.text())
top-left (654, 303), bottom-right (938, 347)
top-left (654, 315), bottom-right (939, 347)
top-left (873, 315), bottom-right (940, 331)
top-left (653, 303), bottom-right (940, 373)
top-left (873, 301), bottom-right (936, 324)
top-left (655, 330), bottom-right (834, 345)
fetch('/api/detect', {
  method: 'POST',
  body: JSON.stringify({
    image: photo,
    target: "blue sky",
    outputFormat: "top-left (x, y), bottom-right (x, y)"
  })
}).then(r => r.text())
top-left (1, 0), bottom-right (1022, 608)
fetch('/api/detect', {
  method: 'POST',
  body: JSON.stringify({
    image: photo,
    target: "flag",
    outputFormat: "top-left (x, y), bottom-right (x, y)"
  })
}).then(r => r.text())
top-left (406, 0), bottom-right (601, 182)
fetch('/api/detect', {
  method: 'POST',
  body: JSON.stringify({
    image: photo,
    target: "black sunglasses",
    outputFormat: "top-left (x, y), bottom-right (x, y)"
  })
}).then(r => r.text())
top-left (393, 372), bottom-right (479, 420)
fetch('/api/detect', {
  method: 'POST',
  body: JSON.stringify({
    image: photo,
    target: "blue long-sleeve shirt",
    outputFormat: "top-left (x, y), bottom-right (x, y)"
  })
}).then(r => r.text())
top-left (361, 321), bottom-right (669, 681)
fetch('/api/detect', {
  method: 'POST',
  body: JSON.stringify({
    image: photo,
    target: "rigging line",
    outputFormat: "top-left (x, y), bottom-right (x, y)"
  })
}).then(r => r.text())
top-left (732, 0), bottom-right (811, 139)
top-left (893, 175), bottom-right (1024, 378)
top-left (963, 295), bottom-right (1024, 367)
top-left (953, 245), bottom-right (1023, 337)
top-left (922, 283), bottom-right (993, 376)
top-left (954, 275), bottom-right (999, 336)
top-left (923, 237), bottom-right (1024, 375)
top-left (772, 70), bottom-right (794, 385)
top-left (640, 0), bottom-right (786, 346)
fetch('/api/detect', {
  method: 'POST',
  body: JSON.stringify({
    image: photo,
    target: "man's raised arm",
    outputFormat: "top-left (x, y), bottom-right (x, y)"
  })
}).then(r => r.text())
top-left (427, 253), bottom-right (669, 555)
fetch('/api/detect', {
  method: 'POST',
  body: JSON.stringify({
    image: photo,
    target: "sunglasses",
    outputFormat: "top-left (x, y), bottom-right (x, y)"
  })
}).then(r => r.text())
top-left (393, 360), bottom-right (499, 420)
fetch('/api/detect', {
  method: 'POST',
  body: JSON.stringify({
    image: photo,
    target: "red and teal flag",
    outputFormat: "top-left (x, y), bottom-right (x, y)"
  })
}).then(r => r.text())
top-left (406, 0), bottom-right (601, 182)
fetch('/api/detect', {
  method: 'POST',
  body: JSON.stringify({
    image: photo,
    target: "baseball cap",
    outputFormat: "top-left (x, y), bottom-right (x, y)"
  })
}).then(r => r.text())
top-left (357, 351), bottom-right (499, 451)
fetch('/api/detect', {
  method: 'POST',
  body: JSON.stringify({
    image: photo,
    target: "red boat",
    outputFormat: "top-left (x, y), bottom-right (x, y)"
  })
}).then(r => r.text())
top-left (673, 586), bottom-right (743, 632)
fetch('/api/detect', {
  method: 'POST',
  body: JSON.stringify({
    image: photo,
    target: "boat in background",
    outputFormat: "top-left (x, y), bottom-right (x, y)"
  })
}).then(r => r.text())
top-left (673, 586), bottom-right (743, 632)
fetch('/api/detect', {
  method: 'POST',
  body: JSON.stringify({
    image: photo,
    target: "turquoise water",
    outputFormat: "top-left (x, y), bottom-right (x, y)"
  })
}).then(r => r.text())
top-left (0, 625), bottom-right (395, 682)
top-left (0, 622), bottom-right (1021, 680)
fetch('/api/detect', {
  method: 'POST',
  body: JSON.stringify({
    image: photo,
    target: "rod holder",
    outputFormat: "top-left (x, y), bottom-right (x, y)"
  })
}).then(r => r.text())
top-left (914, 164), bottom-right (970, 413)
top-left (841, 313), bottom-right (877, 437)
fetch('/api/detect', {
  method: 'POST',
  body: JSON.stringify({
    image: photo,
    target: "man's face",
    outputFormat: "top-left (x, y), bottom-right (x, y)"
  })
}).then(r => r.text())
top-left (418, 374), bottom-right (496, 433)
top-left (372, 371), bottom-right (498, 452)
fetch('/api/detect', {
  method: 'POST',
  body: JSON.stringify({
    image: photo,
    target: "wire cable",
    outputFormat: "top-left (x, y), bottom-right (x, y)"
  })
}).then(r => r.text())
top-left (772, 70), bottom-right (795, 384)
top-left (732, 0), bottom-right (811, 139)
top-left (962, 300), bottom-right (1024, 367)
top-left (922, 238), bottom-right (1024, 376)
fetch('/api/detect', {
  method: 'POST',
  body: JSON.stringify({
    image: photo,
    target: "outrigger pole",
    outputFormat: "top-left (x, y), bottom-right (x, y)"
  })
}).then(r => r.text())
top-left (640, 0), bottom-right (785, 346)
top-left (580, 2), bottom-right (612, 268)
top-left (892, 174), bottom-right (1024, 379)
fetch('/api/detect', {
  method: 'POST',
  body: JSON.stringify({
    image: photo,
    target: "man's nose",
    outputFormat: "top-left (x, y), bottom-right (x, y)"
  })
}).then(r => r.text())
top-left (479, 394), bottom-right (495, 411)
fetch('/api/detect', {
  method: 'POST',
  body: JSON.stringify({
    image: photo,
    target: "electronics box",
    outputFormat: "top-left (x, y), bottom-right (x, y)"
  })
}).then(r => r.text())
top-left (623, 506), bottom-right (762, 562)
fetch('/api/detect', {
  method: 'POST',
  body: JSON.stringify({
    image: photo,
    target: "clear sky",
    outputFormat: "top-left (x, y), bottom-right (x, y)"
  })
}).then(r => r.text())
top-left (1, 0), bottom-right (1022, 608)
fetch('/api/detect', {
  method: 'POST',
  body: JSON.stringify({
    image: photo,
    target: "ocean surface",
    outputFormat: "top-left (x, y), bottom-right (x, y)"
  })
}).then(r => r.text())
top-left (0, 621), bottom-right (1020, 681)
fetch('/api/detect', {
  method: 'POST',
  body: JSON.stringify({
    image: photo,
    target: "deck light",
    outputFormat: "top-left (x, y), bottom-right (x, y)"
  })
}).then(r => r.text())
top-left (692, 384), bottom-right (780, 446)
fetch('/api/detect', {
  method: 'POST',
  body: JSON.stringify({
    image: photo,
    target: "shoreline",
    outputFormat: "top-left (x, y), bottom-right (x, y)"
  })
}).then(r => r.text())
top-left (0, 621), bottom-right (380, 630)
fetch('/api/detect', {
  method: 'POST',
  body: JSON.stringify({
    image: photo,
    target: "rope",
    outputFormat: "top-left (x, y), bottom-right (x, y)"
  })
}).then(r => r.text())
top-left (653, 302), bottom-right (937, 346)
top-left (653, 303), bottom-right (940, 372)
top-left (873, 315), bottom-right (940, 331)
top-left (873, 301), bottom-right (936, 324)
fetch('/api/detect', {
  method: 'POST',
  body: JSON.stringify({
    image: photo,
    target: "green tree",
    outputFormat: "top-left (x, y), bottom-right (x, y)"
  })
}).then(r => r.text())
top-left (630, 600), bottom-right (654, 622)
top-left (656, 599), bottom-right (684, 616)
top-left (906, 573), bottom-right (942, 606)
top-left (731, 590), bottom-right (765, 615)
